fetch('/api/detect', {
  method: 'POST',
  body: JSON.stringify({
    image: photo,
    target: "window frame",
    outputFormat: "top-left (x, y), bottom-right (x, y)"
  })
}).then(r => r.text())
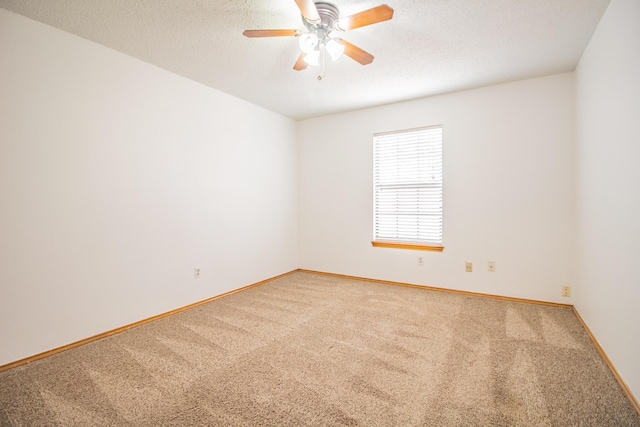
top-left (372, 125), bottom-right (444, 252)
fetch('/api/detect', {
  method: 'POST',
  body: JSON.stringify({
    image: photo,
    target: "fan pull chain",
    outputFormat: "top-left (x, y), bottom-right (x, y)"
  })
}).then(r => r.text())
top-left (318, 47), bottom-right (327, 81)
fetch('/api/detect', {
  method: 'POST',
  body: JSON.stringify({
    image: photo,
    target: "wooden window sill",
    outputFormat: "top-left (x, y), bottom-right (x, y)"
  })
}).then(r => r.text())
top-left (371, 241), bottom-right (444, 252)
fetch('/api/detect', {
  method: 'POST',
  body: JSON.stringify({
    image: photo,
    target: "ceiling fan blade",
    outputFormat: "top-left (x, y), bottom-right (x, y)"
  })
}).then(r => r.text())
top-left (334, 5), bottom-right (394, 31)
top-left (293, 53), bottom-right (308, 71)
top-left (243, 29), bottom-right (300, 38)
top-left (294, 0), bottom-right (320, 23)
top-left (336, 39), bottom-right (374, 65)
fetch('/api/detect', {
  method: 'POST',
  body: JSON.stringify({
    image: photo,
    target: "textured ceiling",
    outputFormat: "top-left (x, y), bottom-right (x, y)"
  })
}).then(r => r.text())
top-left (0, 0), bottom-right (610, 120)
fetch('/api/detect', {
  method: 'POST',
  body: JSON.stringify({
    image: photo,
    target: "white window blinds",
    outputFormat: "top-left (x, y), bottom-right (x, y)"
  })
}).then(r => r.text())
top-left (373, 125), bottom-right (443, 244)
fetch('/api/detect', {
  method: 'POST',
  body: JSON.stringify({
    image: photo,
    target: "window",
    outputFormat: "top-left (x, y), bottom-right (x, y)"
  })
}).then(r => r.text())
top-left (372, 125), bottom-right (443, 251)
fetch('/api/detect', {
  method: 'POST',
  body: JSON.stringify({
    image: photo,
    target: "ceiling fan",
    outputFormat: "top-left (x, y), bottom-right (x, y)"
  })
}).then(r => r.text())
top-left (243, 0), bottom-right (393, 76)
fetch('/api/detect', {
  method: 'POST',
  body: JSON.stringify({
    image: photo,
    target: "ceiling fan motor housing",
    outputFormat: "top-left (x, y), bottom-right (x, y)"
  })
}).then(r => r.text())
top-left (304, 2), bottom-right (340, 37)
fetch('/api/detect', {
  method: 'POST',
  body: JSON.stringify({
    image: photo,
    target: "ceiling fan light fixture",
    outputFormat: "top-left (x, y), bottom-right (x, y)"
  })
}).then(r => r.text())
top-left (303, 49), bottom-right (320, 66)
top-left (325, 38), bottom-right (345, 61)
top-left (298, 32), bottom-right (319, 53)
top-left (243, 2), bottom-right (393, 72)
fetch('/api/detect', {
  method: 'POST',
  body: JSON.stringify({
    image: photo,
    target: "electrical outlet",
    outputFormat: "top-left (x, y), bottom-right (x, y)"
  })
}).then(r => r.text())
top-left (562, 285), bottom-right (571, 297)
top-left (465, 262), bottom-right (473, 273)
top-left (488, 261), bottom-right (495, 272)
top-left (418, 257), bottom-right (424, 266)
top-left (194, 268), bottom-right (201, 279)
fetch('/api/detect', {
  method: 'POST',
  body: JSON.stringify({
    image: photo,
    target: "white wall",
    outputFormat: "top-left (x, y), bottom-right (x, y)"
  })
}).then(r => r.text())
top-left (575, 0), bottom-right (640, 401)
top-left (0, 9), bottom-right (298, 366)
top-left (298, 73), bottom-right (576, 303)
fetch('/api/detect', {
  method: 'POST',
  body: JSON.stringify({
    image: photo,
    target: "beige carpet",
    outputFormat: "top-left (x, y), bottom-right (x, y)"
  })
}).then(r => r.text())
top-left (1, 271), bottom-right (638, 426)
